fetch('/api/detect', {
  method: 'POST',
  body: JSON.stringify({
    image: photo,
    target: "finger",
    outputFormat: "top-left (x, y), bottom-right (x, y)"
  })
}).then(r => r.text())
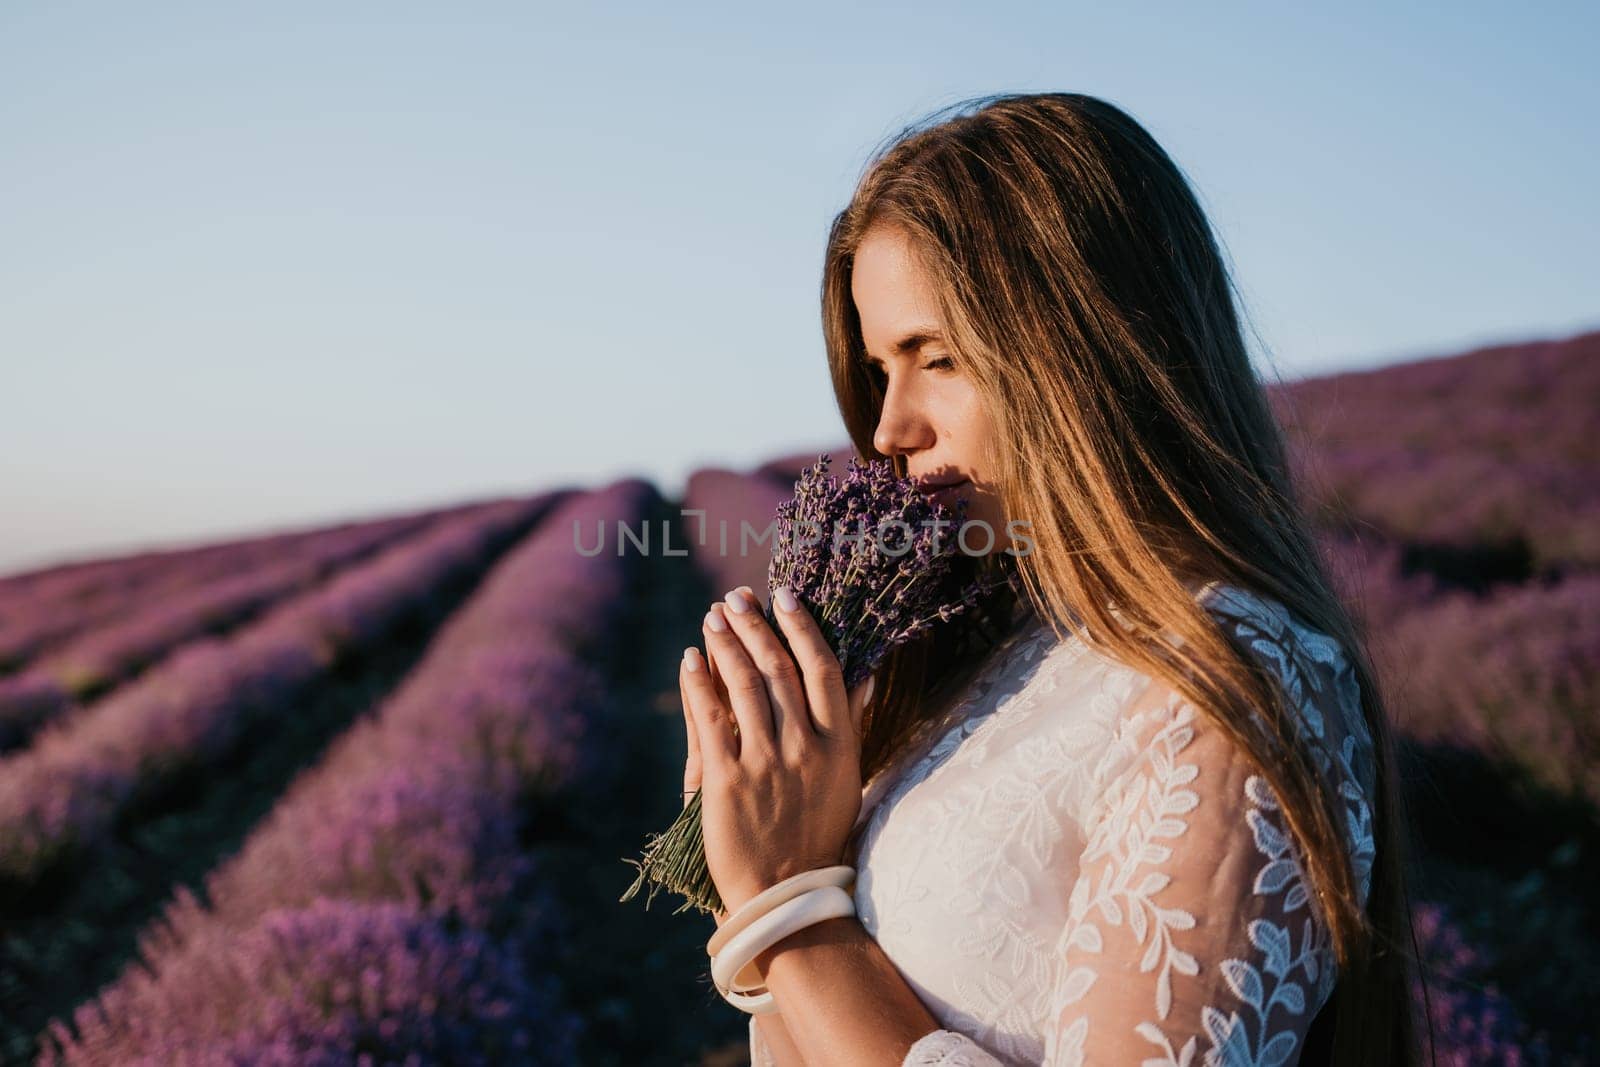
top-left (720, 586), bottom-right (813, 753)
top-left (703, 601), bottom-right (777, 761)
top-left (767, 584), bottom-right (851, 738)
top-left (681, 645), bottom-right (738, 772)
top-left (679, 662), bottom-right (701, 801)
top-left (720, 588), bottom-right (755, 697)
top-left (752, 582), bottom-right (870, 737)
top-left (705, 627), bottom-right (730, 709)
top-left (847, 670), bottom-right (878, 739)
top-left (701, 639), bottom-right (738, 745)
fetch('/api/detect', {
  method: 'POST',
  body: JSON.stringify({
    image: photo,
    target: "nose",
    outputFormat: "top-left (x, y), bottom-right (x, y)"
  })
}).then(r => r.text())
top-left (871, 375), bottom-right (934, 459)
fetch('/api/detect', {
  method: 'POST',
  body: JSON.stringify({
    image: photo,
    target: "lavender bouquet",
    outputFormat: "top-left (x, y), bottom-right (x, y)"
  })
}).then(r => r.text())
top-left (620, 454), bottom-right (1009, 916)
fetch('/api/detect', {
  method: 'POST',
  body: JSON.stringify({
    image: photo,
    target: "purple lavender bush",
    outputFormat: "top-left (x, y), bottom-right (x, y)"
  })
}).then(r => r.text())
top-left (36, 481), bottom-right (651, 1063)
top-left (38, 898), bottom-right (579, 1067)
top-left (1316, 530), bottom-right (1443, 633)
top-left (0, 512), bottom-right (434, 752)
top-left (620, 454), bottom-right (1010, 916)
top-left (0, 505), bottom-right (452, 675)
top-left (179, 485), bottom-right (640, 935)
top-left (1378, 576), bottom-right (1600, 802)
top-left (1411, 901), bottom-right (1551, 1065)
top-left (0, 496), bottom-right (556, 892)
top-left (681, 467), bottom-right (804, 601)
top-left (43, 514), bottom-right (428, 693)
top-left (1272, 329), bottom-right (1599, 570)
top-left (0, 673), bottom-right (70, 753)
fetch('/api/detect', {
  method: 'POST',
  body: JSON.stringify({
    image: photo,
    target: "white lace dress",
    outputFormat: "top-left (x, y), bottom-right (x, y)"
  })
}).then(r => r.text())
top-left (747, 581), bottom-right (1377, 1066)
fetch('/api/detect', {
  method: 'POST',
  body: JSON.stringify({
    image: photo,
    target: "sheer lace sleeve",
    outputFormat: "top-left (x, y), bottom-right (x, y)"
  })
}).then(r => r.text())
top-left (749, 1015), bottom-right (778, 1067)
top-left (902, 599), bottom-right (1378, 1066)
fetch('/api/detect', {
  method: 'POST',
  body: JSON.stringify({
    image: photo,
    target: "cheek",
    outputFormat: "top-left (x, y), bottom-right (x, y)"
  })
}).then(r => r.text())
top-left (935, 383), bottom-right (995, 467)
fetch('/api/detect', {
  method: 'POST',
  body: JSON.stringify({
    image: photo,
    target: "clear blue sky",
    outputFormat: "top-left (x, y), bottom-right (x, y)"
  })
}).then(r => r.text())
top-left (2, 2), bottom-right (1595, 577)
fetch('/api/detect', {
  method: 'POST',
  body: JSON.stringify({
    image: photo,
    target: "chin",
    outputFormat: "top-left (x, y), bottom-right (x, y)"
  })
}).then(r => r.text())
top-left (951, 498), bottom-right (1007, 555)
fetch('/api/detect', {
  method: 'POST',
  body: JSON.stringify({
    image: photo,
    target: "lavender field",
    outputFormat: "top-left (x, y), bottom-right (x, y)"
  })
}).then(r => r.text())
top-left (1, 329), bottom-right (1596, 1065)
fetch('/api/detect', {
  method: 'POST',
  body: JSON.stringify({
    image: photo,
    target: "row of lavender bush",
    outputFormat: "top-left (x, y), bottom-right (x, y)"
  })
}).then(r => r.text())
top-left (1412, 901), bottom-right (1550, 1064)
top-left (37, 479), bottom-right (657, 1065)
top-left (1372, 573), bottom-right (1600, 806)
top-left (1273, 329), bottom-right (1599, 571)
top-left (0, 493), bottom-right (563, 896)
top-left (0, 524), bottom-right (339, 617)
top-left (681, 466), bottom-right (804, 602)
top-left (1317, 528), bottom-right (1600, 809)
top-left (0, 504), bottom-right (462, 674)
top-left (0, 501), bottom-right (461, 607)
top-left (0, 508), bottom-right (450, 752)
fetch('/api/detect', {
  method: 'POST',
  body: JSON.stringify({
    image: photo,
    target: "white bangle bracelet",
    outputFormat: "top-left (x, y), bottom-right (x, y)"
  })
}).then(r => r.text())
top-left (721, 981), bottom-right (778, 1015)
top-left (712, 884), bottom-right (857, 1013)
top-left (707, 865), bottom-right (856, 960)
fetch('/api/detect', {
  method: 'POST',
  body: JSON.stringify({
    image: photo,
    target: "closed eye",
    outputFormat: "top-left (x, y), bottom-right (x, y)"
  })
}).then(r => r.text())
top-left (859, 354), bottom-right (954, 383)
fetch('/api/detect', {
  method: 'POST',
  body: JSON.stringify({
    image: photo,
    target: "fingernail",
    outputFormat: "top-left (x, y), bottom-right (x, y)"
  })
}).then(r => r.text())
top-left (774, 585), bottom-right (798, 613)
top-left (724, 589), bottom-right (753, 614)
top-left (704, 608), bottom-right (729, 633)
top-left (683, 647), bottom-right (702, 672)
top-left (863, 674), bottom-right (876, 705)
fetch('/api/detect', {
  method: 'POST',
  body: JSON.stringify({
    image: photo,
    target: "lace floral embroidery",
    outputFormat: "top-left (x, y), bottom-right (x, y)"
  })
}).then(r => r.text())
top-left (1056, 696), bottom-right (1203, 1060)
top-left (1189, 737), bottom-right (1375, 1066)
top-left (1051, 617), bottom-right (1377, 1066)
top-left (749, 584), bottom-right (1378, 1067)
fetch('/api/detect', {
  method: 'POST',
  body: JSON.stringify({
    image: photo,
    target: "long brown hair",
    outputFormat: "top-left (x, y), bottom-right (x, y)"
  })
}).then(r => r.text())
top-left (821, 93), bottom-right (1428, 1064)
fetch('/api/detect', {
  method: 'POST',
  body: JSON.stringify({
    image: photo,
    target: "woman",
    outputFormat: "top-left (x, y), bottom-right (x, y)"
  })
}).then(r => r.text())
top-left (678, 92), bottom-right (1426, 1065)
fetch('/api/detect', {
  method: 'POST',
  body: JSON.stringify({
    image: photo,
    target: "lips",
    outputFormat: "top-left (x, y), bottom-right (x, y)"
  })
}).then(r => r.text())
top-left (921, 478), bottom-right (973, 505)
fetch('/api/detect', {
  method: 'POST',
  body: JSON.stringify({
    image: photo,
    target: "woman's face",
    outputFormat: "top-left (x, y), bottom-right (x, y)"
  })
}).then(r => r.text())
top-left (851, 225), bottom-right (1013, 555)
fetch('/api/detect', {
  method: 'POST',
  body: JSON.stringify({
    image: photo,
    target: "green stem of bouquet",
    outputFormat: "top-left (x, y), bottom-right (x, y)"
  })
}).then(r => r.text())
top-left (867, 563), bottom-right (915, 613)
top-left (618, 786), bottom-right (725, 915)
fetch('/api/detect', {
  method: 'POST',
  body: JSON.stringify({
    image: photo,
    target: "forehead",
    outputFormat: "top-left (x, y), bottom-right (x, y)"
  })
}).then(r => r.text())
top-left (851, 226), bottom-right (942, 340)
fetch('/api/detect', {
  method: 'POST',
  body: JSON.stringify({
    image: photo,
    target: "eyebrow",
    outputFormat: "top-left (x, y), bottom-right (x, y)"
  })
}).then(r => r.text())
top-left (860, 328), bottom-right (945, 366)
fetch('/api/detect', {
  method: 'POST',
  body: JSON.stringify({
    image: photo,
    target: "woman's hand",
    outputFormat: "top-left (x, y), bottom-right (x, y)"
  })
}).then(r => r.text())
top-left (680, 583), bottom-right (875, 917)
